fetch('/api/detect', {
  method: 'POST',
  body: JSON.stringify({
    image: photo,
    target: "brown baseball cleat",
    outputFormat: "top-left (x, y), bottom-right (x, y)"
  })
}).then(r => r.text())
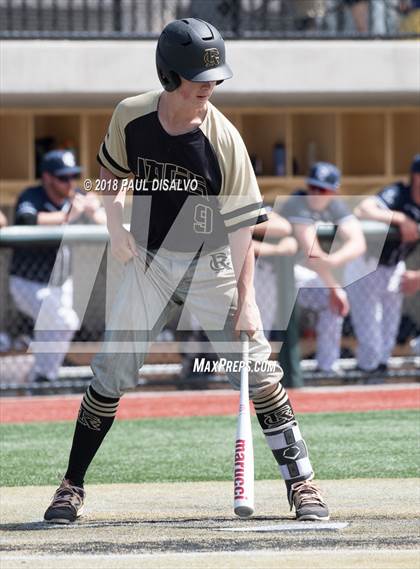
top-left (44, 478), bottom-right (85, 524)
top-left (289, 479), bottom-right (329, 521)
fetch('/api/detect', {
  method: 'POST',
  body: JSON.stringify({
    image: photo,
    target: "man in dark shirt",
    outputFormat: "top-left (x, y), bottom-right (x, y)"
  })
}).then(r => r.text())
top-left (10, 150), bottom-right (104, 383)
top-left (347, 154), bottom-right (420, 372)
top-left (280, 162), bottom-right (366, 373)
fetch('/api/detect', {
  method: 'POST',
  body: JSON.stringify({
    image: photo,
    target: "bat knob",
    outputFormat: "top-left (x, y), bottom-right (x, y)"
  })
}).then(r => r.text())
top-left (234, 505), bottom-right (254, 518)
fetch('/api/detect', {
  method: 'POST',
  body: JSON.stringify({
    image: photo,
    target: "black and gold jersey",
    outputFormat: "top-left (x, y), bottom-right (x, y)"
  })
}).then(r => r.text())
top-left (98, 91), bottom-right (267, 252)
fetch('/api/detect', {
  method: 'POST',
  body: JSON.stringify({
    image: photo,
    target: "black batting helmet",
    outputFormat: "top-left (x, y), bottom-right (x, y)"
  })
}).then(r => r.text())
top-left (156, 18), bottom-right (233, 92)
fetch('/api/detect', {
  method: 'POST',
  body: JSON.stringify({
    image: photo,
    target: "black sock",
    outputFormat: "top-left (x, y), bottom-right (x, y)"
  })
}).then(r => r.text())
top-left (253, 382), bottom-right (295, 434)
top-left (65, 385), bottom-right (120, 487)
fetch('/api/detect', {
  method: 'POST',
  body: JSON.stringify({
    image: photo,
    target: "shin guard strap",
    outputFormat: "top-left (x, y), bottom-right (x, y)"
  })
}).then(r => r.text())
top-left (265, 422), bottom-right (313, 482)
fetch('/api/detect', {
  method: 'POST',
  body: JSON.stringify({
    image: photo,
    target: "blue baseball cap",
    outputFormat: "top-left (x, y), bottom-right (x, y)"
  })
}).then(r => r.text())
top-left (41, 150), bottom-right (82, 177)
top-left (306, 162), bottom-right (341, 192)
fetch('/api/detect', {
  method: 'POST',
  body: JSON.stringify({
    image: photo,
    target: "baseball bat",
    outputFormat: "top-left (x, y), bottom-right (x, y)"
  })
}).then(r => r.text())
top-left (233, 332), bottom-right (254, 518)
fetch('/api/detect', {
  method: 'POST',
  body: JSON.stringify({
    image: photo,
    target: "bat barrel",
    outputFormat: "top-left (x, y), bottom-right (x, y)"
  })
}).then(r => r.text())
top-left (233, 332), bottom-right (254, 518)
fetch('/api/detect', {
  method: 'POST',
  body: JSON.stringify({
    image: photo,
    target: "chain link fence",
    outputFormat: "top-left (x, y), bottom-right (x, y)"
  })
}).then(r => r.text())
top-left (0, 0), bottom-right (418, 39)
top-left (0, 223), bottom-right (418, 394)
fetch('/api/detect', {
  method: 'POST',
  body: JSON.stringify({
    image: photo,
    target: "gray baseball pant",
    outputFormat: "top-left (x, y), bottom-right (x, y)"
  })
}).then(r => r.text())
top-left (91, 245), bottom-right (283, 398)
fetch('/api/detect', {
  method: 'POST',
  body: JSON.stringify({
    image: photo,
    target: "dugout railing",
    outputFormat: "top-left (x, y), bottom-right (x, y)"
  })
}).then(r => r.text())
top-left (0, 0), bottom-right (418, 40)
top-left (0, 221), bottom-right (418, 394)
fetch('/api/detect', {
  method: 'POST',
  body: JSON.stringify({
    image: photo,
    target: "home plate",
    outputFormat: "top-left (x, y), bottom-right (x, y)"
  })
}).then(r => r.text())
top-left (216, 522), bottom-right (348, 532)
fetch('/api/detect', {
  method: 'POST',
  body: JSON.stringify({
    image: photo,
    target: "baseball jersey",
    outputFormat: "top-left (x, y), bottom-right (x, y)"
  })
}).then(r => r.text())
top-left (98, 91), bottom-right (267, 253)
top-left (10, 185), bottom-right (72, 285)
top-left (279, 189), bottom-right (354, 264)
top-left (375, 182), bottom-right (420, 266)
top-left (279, 189), bottom-right (354, 226)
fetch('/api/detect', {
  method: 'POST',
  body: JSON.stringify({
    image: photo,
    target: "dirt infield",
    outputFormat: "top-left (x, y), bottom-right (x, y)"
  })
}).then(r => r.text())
top-left (1, 479), bottom-right (419, 569)
top-left (1, 385), bottom-right (419, 567)
top-left (1, 384), bottom-right (419, 424)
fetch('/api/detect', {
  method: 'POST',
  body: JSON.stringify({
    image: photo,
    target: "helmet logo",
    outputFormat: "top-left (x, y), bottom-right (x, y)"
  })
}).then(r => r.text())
top-left (203, 48), bottom-right (220, 67)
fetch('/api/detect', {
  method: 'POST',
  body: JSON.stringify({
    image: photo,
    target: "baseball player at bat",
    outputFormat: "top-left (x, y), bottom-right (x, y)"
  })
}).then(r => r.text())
top-left (44, 18), bottom-right (329, 524)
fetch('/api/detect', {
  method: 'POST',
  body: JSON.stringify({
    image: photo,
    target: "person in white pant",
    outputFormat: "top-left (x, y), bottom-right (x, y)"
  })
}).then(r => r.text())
top-left (347, 154), bottom-right (420, 373)
top-left (279, 162), bottom-right (366, 373)
top-left (401, 269), bottom-right (420, 355)
top-left (9, 150), bottom-right (105, 383)
top-left (252, 208), bottom-right (298, 334)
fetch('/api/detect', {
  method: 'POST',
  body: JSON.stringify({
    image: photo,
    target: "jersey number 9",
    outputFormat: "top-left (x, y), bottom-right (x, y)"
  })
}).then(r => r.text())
top-left (193, 204), bottom-right (213, 234)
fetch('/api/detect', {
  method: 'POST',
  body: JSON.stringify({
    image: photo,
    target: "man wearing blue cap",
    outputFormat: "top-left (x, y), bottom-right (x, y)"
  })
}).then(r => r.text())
top-left (348, 155), bottom-right (420, 374)
top-left (279, 162), bottom-right (366, 374)
top-left (9, 150), bottom-right (105, 384)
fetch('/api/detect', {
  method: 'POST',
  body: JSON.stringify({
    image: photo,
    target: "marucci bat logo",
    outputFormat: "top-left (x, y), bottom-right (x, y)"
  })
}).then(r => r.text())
top-left (234, 439), bottom-right (248, 499)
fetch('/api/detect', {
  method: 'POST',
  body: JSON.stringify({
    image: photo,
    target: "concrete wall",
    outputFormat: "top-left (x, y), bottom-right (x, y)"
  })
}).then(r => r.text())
top-left (2, 40), bottom-right (419, 107)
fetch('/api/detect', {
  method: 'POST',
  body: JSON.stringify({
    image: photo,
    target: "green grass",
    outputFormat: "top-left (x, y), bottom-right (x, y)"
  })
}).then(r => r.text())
top-left (0, 410), bottom-right (419, 487)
